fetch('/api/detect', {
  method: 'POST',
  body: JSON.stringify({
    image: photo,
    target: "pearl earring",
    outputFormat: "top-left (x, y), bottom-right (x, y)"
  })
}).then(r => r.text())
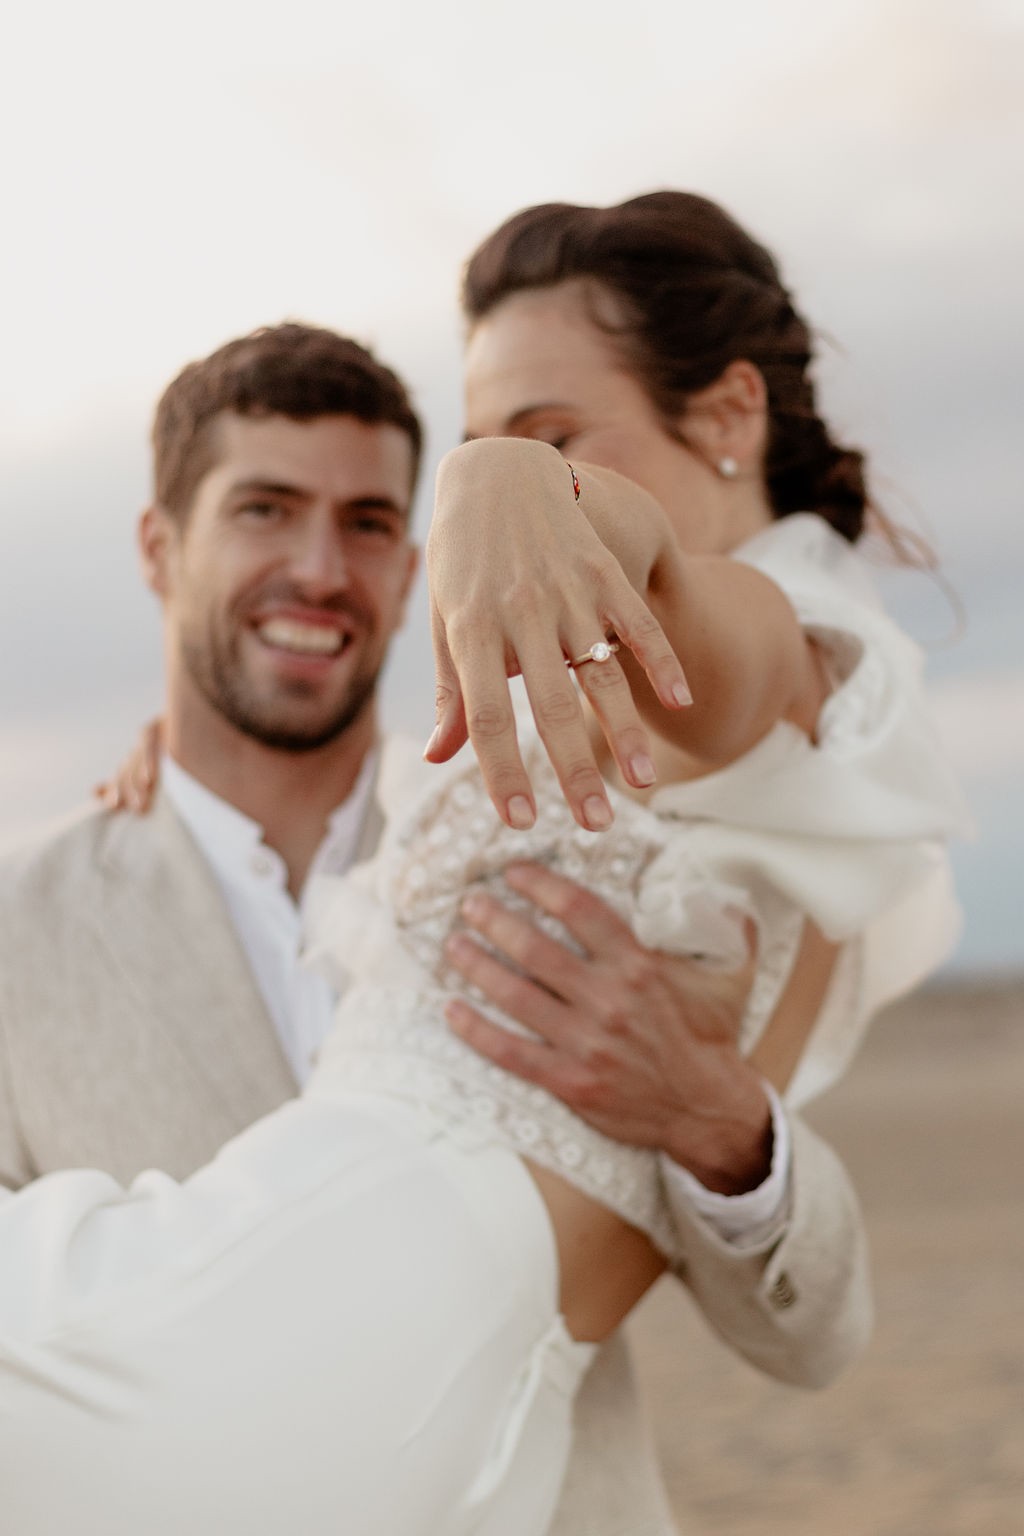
top-left (717, 456), bottom-right (739, 479)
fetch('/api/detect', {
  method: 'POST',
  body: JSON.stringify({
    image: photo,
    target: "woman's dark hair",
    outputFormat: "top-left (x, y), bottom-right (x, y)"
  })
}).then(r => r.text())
top-left (462, 192), bottom-right (869, 542)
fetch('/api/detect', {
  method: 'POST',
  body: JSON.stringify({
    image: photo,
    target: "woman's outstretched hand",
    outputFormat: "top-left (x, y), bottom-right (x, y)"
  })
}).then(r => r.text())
top-left (94, 718), bottom-right (163, 814)
top-left (424, 439), bottom-right (692, 833)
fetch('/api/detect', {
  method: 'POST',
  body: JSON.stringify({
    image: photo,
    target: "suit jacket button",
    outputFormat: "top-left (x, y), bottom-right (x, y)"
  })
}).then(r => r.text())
top-left (769, 1272), bottom-right (797, 1309)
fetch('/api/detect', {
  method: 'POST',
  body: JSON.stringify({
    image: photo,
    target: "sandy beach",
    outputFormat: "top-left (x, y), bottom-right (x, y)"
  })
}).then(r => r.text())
top-left (627, 977), bottom-right (1024, 1536)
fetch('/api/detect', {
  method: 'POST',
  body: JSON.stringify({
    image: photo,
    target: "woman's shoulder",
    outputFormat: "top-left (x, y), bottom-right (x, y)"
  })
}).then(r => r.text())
top-left (658, 515), bottom-right (968, 841)
top-left (732, 514), bottom-right (948, 759)
top-left (732, 513), bottom-right (886, 623)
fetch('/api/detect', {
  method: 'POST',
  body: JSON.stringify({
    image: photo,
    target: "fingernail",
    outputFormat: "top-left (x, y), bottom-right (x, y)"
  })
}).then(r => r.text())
top-left (460, 892), bottom-right (488, 923)
top-left (629, 753), bottom-right (657, 787)
top-left (444, 932), bottom-right (474, 962)
top-left (507, 795), bottom-right (535, 829)
top-left (582, 795), bottom-right (613, 830)
top-left (423, 725), bottom-right (442, 758)
top-left (445, 999), bottom-right (471, 1035)
top-left (671, 680), bottom-right (693, 707)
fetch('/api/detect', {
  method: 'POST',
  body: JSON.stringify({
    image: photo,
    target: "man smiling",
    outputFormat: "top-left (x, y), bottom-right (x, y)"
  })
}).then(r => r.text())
top-left (156, 413), bottom-right (415, 756)
top-left (141, 391), bottom-right (419, 904)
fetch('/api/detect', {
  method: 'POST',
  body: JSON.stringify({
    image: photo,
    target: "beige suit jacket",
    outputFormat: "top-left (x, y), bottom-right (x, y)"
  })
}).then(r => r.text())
top-left (0, 789), bottom-right (872, 1536)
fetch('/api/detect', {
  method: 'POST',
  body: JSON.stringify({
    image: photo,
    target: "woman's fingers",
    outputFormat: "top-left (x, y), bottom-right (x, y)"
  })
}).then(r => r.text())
top-left (513, 623), bottom-right (613, 832)
top-left (602, 583), bottom-right (693, 713)
top-left (429, 602), bottom-right (680, 831)
top-left (568, 650), bottom-right (656, 791)
top-left (560, 556), bottom-right (692, 796)
top-left (127, 744), bottom-right (155, 811)
top-left (423, 600), bottom-right (470, 764)
top-left (563, 578), bottom-right (691, 799)
top-left (445, 622), bottom-right (537, 829)
top-left (445, 585), bottom-right (677, 834)
top-left (95, 718), bottom-right (163, 815)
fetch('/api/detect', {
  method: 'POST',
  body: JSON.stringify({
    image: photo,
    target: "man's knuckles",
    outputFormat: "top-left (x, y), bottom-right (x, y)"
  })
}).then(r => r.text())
top-left (609, 949), bottom-right (659, 998)
top-left (557, 1069), bottom-right (610, 1114)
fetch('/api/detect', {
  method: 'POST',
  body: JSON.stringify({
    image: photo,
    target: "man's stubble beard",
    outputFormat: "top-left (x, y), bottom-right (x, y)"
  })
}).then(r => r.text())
top-left (180, 623), bottom-right (383, 754)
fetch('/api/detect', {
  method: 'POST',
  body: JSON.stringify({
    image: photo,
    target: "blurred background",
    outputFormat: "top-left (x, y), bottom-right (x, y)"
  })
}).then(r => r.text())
top-left (1, 0), bottom-right (1020, 977)
top-left (1, 0), bottom-right (1021, 1526)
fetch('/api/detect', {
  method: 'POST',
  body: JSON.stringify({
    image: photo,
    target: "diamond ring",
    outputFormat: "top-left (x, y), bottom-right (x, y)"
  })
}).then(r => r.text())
top-left (567, 640), bottom-right (620, 669)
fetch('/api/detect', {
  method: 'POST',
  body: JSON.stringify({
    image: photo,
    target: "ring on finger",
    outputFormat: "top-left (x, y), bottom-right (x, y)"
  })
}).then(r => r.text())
top-left (567, 640), bottom-right (620, 669)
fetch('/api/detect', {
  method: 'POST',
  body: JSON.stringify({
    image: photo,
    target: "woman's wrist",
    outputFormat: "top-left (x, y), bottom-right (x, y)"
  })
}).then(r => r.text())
top-left (568, 459), bottom-right (673, 596)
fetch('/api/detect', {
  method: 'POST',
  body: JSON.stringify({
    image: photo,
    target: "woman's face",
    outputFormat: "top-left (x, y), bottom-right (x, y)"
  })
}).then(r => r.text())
top-left (463, 280), bottom-right (771, 556)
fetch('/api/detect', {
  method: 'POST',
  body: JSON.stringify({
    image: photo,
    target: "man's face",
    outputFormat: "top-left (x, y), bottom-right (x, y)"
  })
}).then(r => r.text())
top-left (143, 412), bottom-right (418, 752)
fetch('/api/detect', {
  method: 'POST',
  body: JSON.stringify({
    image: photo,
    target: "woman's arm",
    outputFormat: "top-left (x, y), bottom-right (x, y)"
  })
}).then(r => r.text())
top-left (618, 549), bottom-right (830, 760)
top-left (748, 920), bottom-right (841, 1093)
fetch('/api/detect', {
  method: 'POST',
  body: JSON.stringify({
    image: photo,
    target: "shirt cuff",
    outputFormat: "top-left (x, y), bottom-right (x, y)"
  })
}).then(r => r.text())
top-left (660, 1083), bottom-right (792, 1250)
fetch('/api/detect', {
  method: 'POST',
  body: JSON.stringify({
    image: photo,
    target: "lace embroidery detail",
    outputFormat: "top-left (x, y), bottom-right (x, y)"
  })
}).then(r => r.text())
top-left (312, 737), bottom-right (805, 1262)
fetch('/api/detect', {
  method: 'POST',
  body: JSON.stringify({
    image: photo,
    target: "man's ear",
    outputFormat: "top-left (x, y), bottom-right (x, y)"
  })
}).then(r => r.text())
top-left (138, 505), bottom-right (179, 598)
top-left (676, 360), bottom-right (769, 472)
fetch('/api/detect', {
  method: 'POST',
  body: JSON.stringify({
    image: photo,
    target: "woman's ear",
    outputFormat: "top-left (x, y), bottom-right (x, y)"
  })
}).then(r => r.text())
top-left (138, 505), bottom-right (178, 598)
top-left (676, 360), bottom-right (769, 474)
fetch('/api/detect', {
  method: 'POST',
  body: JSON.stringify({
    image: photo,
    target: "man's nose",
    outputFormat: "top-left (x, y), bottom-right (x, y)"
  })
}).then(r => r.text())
top-left (287, 517), bottom-right (349, 594)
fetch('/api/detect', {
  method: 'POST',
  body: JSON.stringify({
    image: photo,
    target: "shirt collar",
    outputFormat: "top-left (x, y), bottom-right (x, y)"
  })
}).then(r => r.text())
top-left (161, 746), bottom-right (380, 898)
top-left (162, 754), bottom-right (266, 868)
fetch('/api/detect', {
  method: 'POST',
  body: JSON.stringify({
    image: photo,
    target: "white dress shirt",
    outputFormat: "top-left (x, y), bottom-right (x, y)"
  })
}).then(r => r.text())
top-left (162, 750), bottom-right (378, 1085)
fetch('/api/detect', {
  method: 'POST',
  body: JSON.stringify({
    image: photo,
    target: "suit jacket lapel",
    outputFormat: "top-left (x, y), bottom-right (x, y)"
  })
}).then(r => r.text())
top-left (89, 792), bottom-right (297, 1122)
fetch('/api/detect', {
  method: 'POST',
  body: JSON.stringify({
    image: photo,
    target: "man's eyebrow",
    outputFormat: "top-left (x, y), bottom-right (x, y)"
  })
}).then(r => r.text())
top-left (347, 495), bottom-right (404, 511)
top-left (225, 477), bottom-right (307, 499)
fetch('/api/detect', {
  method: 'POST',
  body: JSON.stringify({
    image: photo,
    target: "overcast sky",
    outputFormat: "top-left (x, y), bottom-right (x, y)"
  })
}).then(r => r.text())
top-left (1, 0), bottom-right (1020, 974)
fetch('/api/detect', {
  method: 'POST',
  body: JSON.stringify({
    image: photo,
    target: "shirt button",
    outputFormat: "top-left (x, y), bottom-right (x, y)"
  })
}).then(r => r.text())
top-left (250, 850), bottom-right (275, 878)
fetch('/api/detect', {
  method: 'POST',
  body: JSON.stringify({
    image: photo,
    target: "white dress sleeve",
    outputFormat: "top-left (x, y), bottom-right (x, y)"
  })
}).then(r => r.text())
top-left (635, 515), bottom-right (970, 1105)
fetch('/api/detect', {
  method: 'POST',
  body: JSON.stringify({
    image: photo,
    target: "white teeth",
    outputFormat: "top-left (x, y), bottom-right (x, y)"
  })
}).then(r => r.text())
top-left (258, 619), bottom-right (344, 656)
